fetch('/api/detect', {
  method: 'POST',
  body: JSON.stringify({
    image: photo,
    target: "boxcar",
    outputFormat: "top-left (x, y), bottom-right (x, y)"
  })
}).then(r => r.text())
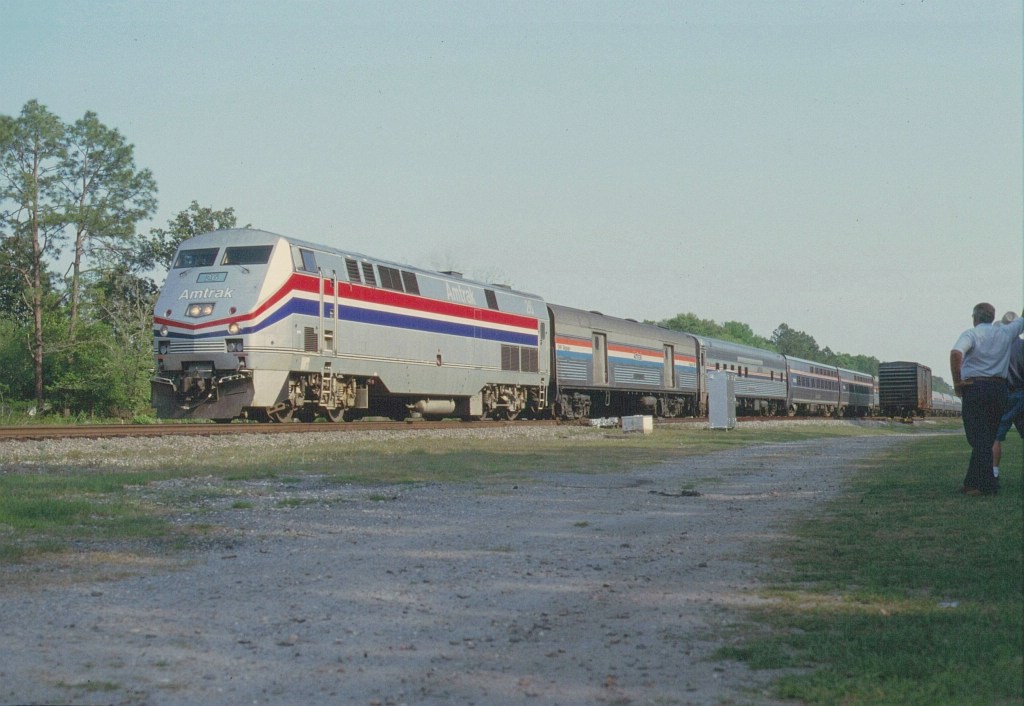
top-left (878, 361), bottom-right (932, 417)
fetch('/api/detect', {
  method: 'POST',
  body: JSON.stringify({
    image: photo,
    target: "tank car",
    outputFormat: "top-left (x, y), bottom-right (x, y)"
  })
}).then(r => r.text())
top-left (152, 229), bottom-right (549, 422)
top-left (784, 357), bottom-right (841, 416)
top-left (548, 304), bottom-right (699, 419)
top-left (693, 336), bottom-right (788, 415)
top-left (878, 361), bottom-right (932, 417)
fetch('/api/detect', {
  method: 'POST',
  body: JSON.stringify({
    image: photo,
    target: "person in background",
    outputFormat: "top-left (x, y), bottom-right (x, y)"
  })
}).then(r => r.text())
top-left (949, 303), bottom-right (1024, 495)
top-left (992, 311), bottom-right (1024, 489)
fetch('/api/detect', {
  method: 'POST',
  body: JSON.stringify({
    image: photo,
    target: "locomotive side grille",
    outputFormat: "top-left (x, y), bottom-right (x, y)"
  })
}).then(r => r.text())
top-left (401, 270), bottom-right (420, 296)
top-left (304, 327), bottom-right (318, 352)
top-left (502, 345), bottom-right (539, 373)
top-left (345, 257), bottom-right (362, 283)
top-left (501, 345), bottom-right (520, 371)
top-left (520, 347), bottom-right (539, 373)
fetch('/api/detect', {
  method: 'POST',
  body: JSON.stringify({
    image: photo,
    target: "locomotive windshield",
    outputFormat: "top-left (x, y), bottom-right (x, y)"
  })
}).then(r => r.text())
top-left (173, 248), bottom-right (219, 269)
top-left (222, 245), bottom-right (273, 266)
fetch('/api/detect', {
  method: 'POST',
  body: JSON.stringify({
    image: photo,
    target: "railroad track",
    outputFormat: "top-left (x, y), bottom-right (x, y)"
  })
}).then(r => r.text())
top-left (0, 418), bottom-right (571, 442)
top-left (0, 415), bottom-right (879, 443)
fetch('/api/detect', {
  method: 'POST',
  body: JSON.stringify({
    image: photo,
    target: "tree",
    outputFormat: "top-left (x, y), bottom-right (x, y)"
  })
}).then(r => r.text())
top-left (0, 100), bottom-right (67, 411)
top-left (0, 235), bottom-right (49, 324)
top-left (720, 320), bottom-right (774, 349)
top-left (770, 323), bottom-right (821, 360)
top-left (59, 111), bottom-right (157, 342)
top-left (141, 201), bottom-right (239, 271)
top-left (659, 312), bottom-right (726, 339)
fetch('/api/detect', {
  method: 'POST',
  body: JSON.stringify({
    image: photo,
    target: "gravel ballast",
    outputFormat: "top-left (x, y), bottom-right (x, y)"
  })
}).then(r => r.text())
top-left (0, 428), bottom-right (914, 705)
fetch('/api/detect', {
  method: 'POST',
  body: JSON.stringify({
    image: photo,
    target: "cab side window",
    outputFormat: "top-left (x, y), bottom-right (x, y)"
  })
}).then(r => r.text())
top-left (300, 249), bottom-right (318, 272)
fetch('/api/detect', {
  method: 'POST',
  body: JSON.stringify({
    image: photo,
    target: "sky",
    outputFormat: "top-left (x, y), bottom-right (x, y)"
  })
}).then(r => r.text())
top-left (3, 0), bottom-right (1022, 380)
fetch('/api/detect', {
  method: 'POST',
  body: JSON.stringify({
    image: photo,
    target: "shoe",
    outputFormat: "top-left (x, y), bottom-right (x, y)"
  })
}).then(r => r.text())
top-left (962, 487), bottom-right (984, 496)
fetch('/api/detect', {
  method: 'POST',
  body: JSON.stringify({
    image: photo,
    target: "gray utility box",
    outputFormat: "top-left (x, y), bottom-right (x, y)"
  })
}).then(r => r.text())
top-left (708, 371), bottom-right (737, 430)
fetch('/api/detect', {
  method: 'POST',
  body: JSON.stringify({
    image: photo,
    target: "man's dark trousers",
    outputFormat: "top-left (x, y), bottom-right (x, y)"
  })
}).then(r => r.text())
top-left (961, 378), bottom-right (1007, 493)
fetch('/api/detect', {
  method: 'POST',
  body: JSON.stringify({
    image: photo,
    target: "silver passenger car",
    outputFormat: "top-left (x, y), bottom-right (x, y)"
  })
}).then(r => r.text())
top-left (785, 356), bottom-right (841, 416)
top-left (693, 336), bottom-right (788, 416)
top-left (838, 367), bottom-right (876, 417)
top-left (549, 304), bottom-right (700, 419)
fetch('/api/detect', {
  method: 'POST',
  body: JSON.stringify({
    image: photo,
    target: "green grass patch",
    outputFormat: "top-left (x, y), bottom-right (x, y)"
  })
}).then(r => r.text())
top-left (0, 470), bottom-right (173, 559)
top-left (718, 432), bottom-right (1023, 705)
top-left (0, 420), bottom-right (955, 564)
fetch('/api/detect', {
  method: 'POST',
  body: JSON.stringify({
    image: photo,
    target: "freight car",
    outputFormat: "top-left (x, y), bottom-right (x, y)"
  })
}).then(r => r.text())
top-left (878, 361), bottom-right (932, 417)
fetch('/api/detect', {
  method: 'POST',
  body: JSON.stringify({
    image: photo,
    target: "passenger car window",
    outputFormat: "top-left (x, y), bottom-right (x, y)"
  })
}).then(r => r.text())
top-left (173, 248), bottom-right (219, 269)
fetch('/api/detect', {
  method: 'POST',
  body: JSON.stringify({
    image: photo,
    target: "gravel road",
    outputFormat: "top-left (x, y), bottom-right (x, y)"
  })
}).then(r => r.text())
top-left (0, 430), bottom-right (912, 706)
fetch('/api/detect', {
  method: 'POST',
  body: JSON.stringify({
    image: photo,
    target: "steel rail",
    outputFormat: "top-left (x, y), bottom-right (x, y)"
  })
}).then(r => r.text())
top-left (0, 418), bottom-right (565, 443)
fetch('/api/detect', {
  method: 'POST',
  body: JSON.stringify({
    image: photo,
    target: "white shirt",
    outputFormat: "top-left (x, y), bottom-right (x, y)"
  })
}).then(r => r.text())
top-left (953, 316), bottom-right (1024, 379)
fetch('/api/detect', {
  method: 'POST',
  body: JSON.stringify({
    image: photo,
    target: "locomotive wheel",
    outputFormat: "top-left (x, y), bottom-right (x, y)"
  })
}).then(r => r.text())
top-left (268, 406), bottom-right (293, 423)
top-left (324, 406), bottom-right (346, 423)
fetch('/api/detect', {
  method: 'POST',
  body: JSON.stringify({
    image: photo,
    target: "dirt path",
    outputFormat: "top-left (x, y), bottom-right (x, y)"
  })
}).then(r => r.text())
top-left (0, 434), bottom-right (910, 705)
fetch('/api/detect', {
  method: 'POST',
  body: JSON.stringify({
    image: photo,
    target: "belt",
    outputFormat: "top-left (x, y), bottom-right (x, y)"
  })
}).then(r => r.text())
top-left (965, 376), bottom-right (1006, 383)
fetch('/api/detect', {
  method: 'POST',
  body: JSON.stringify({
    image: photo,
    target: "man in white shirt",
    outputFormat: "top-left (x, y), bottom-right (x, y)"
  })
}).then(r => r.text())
top-left (950, 303), bottom-right (1024, 495)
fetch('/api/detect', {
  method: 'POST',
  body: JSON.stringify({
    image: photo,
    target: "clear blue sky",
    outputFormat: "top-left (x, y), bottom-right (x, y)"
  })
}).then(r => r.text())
top-left (3, 0), bottom-right (1021, 379)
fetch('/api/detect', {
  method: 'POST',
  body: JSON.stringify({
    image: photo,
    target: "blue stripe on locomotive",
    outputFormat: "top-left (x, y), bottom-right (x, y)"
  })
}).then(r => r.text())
top-left (161, 298), bottom-right (538, 347)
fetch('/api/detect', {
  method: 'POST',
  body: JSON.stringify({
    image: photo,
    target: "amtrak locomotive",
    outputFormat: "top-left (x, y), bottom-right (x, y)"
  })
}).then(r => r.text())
top-left (152, 228), bottom-right (947, 423)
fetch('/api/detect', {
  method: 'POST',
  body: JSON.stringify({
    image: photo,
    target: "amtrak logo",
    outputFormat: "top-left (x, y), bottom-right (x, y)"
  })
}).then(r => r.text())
top-left (445, 282), bottom-right (476, 305)
top-left (179, 288), bottom-right (234, 300)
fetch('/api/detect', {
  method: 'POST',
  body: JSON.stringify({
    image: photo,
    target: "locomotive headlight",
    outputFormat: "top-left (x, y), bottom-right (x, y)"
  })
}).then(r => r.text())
top-left (185, 302), bottom-right (215, 318)
top-left (228, 322), bottom-right (241, 335)
top-left (160, 326), bottom-right (169, 337)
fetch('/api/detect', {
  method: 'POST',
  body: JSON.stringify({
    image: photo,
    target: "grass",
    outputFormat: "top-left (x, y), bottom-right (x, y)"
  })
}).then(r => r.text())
top-left (0, 471), bottom-right (172, 561)
top-left (0, 422), bottom-right (850, 557)
top-left (717, 431), bottom-right (1023, 705)
top-left (0, 421), bottom-right (951, 563)
top-left (7, 418), bottom-right (1009, 702)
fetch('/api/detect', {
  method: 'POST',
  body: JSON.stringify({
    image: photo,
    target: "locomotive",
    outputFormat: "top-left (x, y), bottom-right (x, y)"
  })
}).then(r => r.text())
top-left (151, 228), bottom-right (913, 423)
